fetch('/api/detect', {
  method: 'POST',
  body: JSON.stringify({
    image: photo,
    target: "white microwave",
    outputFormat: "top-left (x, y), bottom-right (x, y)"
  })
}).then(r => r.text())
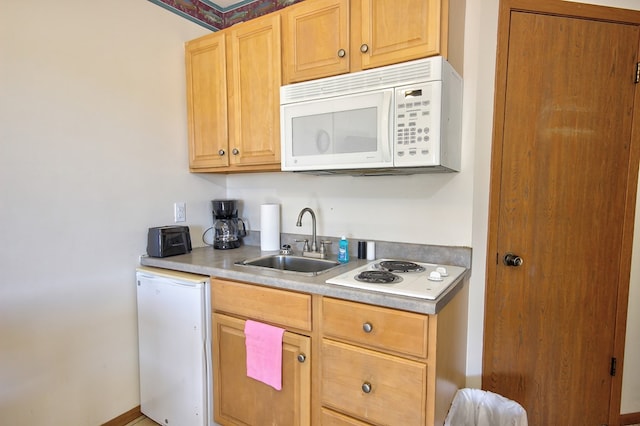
top-left (280, 57), bottom-right (462, 175)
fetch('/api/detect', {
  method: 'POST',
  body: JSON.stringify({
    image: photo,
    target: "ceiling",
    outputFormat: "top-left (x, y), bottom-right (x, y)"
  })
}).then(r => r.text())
top-left (149, 0), bottom-right (303, 31)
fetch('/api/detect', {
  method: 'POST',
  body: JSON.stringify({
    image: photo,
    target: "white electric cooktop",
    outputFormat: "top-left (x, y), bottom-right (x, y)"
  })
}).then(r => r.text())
top-left (325, 259), bottom-right (466, 300)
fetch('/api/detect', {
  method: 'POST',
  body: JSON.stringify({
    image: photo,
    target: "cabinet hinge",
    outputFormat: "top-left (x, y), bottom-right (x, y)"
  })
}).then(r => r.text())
top-left (635, 62), bottom-right (640, 84)
top-left (610, 357), bottom-right (617, 376)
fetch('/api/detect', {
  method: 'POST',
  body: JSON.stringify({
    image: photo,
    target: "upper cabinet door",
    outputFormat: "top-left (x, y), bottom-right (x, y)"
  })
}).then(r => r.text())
top-left (353, 0), bottom-right (441, 70)
top-left (185, 33), bottom-right (229, 169)
top-left (227, 14), bottom-right (282, 167)
top-left (282, 0), bottom-right (350, 83)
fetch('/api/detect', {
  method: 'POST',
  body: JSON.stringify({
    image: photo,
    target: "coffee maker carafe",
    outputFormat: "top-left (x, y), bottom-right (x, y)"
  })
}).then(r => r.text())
top-left (212, 199), bottom-right (246, 249)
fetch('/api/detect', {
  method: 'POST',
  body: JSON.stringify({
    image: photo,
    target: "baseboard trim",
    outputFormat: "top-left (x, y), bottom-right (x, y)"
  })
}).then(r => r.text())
top-left (621, 411), bottom-right (640, 425)
top-left (101, 406), bottom-right (142, 426)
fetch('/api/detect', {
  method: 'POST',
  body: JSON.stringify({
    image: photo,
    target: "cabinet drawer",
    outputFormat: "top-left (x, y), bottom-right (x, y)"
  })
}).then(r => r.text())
top-left (212, 278), bottom-right (312, 331)
top-left (322, 297), bottom-right (428, 358)
top-left (321, 339), bottom-right (427, 426)
top-left (321, 407), bottom-right (370, 425)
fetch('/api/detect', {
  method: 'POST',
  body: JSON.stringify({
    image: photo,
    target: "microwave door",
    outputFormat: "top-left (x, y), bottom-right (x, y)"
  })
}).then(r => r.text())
top-left (281, 89), bottom-right (393, 171)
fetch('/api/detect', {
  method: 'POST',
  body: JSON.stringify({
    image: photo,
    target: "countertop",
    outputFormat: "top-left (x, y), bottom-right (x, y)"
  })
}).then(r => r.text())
top-left (139, 243), bottom-right (470, 315)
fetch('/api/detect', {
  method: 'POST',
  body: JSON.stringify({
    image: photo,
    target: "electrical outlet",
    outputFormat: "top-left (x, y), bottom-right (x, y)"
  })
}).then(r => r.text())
top-left (174, 202), bottom-right (186, 223)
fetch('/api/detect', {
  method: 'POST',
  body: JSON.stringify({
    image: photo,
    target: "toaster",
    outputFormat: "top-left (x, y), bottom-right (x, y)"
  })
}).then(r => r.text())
top-left (147, 226), bottom-right (192, 258)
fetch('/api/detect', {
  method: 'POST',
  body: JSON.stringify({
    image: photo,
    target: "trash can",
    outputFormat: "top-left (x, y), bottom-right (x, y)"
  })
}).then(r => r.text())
top-left (444, 388), bottom-right (528, 426)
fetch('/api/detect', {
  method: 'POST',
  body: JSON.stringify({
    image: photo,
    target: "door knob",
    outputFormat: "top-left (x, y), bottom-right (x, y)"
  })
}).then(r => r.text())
top-left (360, 44), bottom-right (369, 53)
top-left (337, 48), bottom-right (346, 58)
top-left (503, 253), bottom-right (523, 267)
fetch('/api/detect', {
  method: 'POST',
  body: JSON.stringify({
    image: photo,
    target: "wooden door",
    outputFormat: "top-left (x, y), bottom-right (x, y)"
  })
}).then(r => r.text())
top-left (227, 14), bottom-right (282, 168)
top-left (185, 32), bottom-right (229, 169)
top-left (282, 0), bottom-right (349, 84)
top-left (213, 314), bottom-right (311, 425)
top-left (483, 1), bottom-right (640, 425)
top-left (352, 0), bottom-right (440, 71)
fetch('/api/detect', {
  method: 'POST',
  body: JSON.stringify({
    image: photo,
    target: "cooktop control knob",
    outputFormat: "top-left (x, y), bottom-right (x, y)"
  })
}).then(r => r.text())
top-left (436, 266), bottom-right (449, 276)
top-left (428, 271), bottom-right (443, 281)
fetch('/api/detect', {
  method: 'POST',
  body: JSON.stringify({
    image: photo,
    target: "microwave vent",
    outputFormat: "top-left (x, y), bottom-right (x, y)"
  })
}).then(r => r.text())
top-left (281, 56), bottom-right (444, 104)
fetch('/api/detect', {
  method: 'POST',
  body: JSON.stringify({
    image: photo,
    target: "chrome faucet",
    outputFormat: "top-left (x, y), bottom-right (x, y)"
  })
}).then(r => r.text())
top-left (296, 207), bottom-right (318, 253)
top-left (296, 207), bottom-right (332, 258)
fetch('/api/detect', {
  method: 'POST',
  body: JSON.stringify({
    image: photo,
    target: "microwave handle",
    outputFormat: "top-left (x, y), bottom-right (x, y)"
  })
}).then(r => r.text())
top-left (381, 90), bottom-right (393, 162)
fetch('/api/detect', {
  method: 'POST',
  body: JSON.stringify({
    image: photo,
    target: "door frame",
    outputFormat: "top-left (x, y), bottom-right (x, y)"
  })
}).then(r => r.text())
top-left (483, 0), bottom-right (640, 423)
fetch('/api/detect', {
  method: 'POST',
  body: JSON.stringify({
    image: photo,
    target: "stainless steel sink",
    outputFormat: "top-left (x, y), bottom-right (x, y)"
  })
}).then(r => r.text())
top-left (235, 254), bottom-right (341, 276)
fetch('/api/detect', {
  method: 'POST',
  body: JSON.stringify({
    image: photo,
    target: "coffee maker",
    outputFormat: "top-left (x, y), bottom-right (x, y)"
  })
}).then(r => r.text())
top-left (212, 199), bottom-right (246, 249)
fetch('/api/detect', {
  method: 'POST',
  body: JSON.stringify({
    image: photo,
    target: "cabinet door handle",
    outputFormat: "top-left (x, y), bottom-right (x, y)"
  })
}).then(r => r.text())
top-left (337, 48), bottom-right (346, 58)
top-left (360, 44), bottom-right (369, 53)
top-left (297, 353), bottom-right (306, 363)
top-left (218, 149), bottom-right (225, 156)
top-left (362, 382), bottom-right (372, 393)
top-left (232, 148), bottom-right (240, 155)
top-left (362, 322), bottom-right (373, 333)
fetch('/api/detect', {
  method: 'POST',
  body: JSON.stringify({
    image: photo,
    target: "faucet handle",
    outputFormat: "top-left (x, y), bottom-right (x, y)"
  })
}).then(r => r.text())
top-left (319, 240), bottom-right (332, 255)
top-left (294, 239), bottom-right (309, 252)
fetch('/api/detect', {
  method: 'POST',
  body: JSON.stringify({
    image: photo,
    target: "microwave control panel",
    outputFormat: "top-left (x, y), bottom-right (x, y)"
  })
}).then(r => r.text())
top-left (394, 82), bottom-right (442, 166)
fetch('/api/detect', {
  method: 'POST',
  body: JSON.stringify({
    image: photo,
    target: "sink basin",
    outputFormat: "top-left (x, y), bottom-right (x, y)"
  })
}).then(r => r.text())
top-left (235, 254), bottom-right (341, 276)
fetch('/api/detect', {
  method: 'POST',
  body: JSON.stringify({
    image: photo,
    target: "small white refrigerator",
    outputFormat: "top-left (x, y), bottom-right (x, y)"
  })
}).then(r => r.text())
top-left (136, 267), bottom-right (213, 426)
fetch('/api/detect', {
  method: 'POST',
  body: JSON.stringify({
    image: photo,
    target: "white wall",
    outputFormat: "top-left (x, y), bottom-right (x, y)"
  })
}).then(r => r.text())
top-left (0, 1), bottom-right (216, 424)
top-left (227, 171), bottom-right (473, 246)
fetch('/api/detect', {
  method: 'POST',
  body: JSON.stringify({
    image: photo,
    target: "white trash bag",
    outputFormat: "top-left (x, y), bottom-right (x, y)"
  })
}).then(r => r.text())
top-left (444, 388), bottom-right (528, 426)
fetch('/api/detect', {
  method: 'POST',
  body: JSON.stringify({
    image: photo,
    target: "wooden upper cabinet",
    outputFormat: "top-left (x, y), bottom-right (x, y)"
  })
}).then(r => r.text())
top-left (185, 13), bottom-right (282, 173)
top-left (282, 0), bottom-right (460, 84)
top-left (282, 0), bottom-right (350, 83)
top-left (352, 0), bottom-right (441, 70)
top-left (185, 32), bottom-right (229, 169)
top-left (227, 14), bottom-right (282, 168)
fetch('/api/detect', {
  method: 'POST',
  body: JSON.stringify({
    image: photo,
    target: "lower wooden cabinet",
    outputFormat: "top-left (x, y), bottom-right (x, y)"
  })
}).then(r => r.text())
top-left (211, 279), bottom-right (312, 425)
top-left (210, 277), bottom-right (468, 426)
top-left (213, 313), bottom-right (311, 425)
top-left (319, 295), bottom-right (468, 426)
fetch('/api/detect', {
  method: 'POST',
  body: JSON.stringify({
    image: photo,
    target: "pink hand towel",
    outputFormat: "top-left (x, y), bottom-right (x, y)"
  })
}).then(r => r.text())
top-left (244, 320), bottom-right (285, 390)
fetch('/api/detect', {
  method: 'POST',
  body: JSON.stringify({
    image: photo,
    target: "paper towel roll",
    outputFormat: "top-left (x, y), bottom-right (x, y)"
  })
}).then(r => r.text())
top-left (260, 204), bottom-right (281, 251)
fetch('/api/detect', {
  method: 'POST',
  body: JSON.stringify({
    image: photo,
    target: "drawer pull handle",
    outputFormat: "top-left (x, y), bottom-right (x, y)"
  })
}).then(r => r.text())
top-left (362, 382), bottom-right (372, 393)
top-left (297, 353), bottom-right (306, 363)
top-left (362, 322), bottom-right (373, 333)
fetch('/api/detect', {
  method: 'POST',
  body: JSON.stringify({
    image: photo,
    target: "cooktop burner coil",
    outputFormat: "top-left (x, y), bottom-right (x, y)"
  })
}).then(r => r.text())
top-left (376, 260), bottom-right (426, 273)
top-left (354, 270), bottom-right (403, 284)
